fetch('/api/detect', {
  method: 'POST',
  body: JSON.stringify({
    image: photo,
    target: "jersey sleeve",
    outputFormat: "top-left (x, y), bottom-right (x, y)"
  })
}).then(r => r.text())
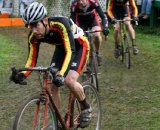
top-left (50, 18), bottom-right (75, 76)
top-left (129, 0), bottom-right (138, 17)
top-left (107, 0), bottom-right (115, 19)
top-left (70, 1), bottom-right (77, 23)
top-left (95, 3), bottom-right (108, 27)
top-left (59, 20), bottom-right (75, 76)
top-left (22, 32), bottom-right (40, 77)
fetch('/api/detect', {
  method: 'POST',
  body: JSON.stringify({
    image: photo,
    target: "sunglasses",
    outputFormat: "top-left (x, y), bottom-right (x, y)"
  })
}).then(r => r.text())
top-left (25, 22), bottom-right (38, 28)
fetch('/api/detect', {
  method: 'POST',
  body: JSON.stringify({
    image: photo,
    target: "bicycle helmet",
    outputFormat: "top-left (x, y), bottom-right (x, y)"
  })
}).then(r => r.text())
top-left (22, 2), bottom-right (47, 24)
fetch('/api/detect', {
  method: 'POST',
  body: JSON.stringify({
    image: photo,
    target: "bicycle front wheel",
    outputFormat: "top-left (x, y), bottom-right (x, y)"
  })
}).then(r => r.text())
top-left (124, 34), bottom-right (131, 69)
top-left (88, 51), bottom-right (99, 91)
top-left (71, 82), bottom-right (101, 130)
top-left (13, 95), bottom-right (58, 130)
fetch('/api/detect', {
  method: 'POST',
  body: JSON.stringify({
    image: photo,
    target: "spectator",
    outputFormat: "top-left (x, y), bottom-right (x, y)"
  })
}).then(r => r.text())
top-left (138, 0), bottom-right (153, 19)
top-left (2, 0), bottom-right (12, 8)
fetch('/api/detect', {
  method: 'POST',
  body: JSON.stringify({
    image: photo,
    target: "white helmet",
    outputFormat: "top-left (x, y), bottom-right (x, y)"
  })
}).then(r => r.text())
top-left (22, 2), bottom-right (47, 24)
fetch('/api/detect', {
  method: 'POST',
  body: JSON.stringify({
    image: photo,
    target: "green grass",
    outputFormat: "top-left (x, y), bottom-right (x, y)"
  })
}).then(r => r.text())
top-left (0, 26), bottom-right (160, 130)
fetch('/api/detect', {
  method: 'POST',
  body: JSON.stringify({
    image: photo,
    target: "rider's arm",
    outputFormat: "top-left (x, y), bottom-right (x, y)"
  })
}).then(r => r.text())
top-left (52, 19), bottom-right (75, 76)
top-left (107, 0), bottom-right (115, 19)
top-left (22, 32), bottom-right (40, 77)
top-left (94, 1), bottom-right (108, 27)
top-left (70, 1), bottom-right (77, 23)
top-left (129, 0), bottom-right (138, 17)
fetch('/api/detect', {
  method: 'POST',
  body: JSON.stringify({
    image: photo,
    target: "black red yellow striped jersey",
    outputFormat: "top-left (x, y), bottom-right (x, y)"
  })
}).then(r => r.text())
top-left (107, 0), bottom-right (138, 19)
top-left (22, 16), bottom-right (89, 77)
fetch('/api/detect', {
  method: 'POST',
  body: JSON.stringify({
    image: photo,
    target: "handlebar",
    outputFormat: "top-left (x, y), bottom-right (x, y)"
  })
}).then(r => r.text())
top-left (11, 66), bottom-right (58, 85)
top-left (84, 30), bottom-right (103, 33)
top-left (11, 66), bottom-right (51, 73)
top-left (116, 19), bottom-right (138, 26)
top-left (84, 30), bottom-right (107, 40)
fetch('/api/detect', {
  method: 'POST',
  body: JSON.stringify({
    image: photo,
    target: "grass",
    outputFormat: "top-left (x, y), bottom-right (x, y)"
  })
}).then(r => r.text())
top-left (0, 26), bottom-right (160, 130)
top-left (99, 26), bottom-right (160, 130)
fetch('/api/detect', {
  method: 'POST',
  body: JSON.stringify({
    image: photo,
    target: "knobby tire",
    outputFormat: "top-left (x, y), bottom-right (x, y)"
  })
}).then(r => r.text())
top-left (89, 51), bottom-right (99, 91)
top-left (124, 34), bottom-right (131, 69)
top-left (13, 95), bottom-right (58, 130)
top-left (70, 82), bottom-right (101, 130)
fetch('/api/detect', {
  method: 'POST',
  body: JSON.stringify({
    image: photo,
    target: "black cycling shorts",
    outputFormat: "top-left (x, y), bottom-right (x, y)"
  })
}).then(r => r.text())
top-left (113, 6), bottom-right (130, 19)
top-left (76, 12), bottom-right (101, 31)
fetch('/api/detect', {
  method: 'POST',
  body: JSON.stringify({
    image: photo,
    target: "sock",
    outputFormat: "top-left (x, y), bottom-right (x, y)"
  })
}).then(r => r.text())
top-left (132, 39), bottom-right (137, 46)
top-left (115, 42), bottom-right (120, 48)
top-left (79, 99), bottom-right (90, 110)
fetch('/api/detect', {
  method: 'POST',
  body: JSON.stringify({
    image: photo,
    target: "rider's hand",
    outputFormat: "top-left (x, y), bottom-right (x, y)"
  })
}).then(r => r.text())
top-left (111, 18), bottom-right (117, 25)
top-left (10, 73), bottom-right (26, 84)
top-left (53, 75), bottom-right (64, 87)
top-left (133, 16), bottom-right (139, 22)
top-left (103, 26), bottom-right (109, 36)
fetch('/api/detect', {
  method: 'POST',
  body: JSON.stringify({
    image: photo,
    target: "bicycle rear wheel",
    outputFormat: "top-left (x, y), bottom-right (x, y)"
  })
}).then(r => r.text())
top-left (13, 95), bottom-right (58, 130)
top-left (123, 34), bottom-right (131, 69)
top-left (70, 82), bottom-right (101, 130)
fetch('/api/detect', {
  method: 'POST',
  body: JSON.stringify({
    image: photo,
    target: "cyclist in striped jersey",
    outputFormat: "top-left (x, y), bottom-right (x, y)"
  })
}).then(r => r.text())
top-left (107, 0), bottom-right (139, 58)
top-left (10, 2), bottom-right (92, 128)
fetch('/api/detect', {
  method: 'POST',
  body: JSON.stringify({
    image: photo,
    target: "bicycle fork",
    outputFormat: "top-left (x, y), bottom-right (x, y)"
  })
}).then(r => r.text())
top-left (32, 96), bottom-right (49, 130)
top-left (32, 74), bottom-right (53, 130)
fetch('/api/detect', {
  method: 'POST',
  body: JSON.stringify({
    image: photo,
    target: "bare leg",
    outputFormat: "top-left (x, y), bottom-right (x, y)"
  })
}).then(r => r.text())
top-left (90, 26), bottom-right (102, 53)
top-left (124, 17), bottom-right (139, 54)
top-left (124, 17), bottom-right (136, 44)
top-left (93, 32), bottom-right (102, 54)
top-left (114, 22), bottom-right (120, 47)
top-left (65, 70), bottom-right (85, 101)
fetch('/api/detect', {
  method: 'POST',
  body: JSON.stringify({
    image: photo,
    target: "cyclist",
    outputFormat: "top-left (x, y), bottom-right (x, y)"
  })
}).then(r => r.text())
top-left (70, 0), bottom-right (109, 66)
top-left (10, 2), bottom-right (92, 128)
top-left (107, 0), bottom-right (139, 58)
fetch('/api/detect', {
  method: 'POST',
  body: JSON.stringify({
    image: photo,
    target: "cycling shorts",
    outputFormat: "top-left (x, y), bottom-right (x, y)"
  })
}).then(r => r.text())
top-left (113, 6), bottom-right (130, 19)
top-left (76, 12), bottom-right (101, 31)
top-left (50, 36), bottom-right (89, 77)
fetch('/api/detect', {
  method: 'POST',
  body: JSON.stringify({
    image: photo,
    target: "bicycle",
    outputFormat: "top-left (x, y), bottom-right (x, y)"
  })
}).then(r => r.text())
top-left (11, 66), bottom-right (101, 130)
top-left (81, 30), bottom-right (103, 92)
top-left (115, 19), bottom-right (138, 69)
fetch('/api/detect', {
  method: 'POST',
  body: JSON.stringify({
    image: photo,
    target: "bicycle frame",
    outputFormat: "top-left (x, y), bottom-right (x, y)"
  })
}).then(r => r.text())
top-left (39, 71), bottom-right (80, 130)
top-left (116, 19), bottom-right (137, 68)
top-left (12, 67), bottom-right (79, 130)
top-left (85, 30), bottom-right (102, 53)
top-left (120, 20), bottom-right (127, 60)
top-left (43, 71), bottom-right (69, 130)
top-left (117, 19), bottom-right (138, 52)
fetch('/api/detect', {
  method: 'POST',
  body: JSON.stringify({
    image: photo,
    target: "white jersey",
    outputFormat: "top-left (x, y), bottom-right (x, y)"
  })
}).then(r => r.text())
top-left (70, 19), bottom-right (84, 39)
